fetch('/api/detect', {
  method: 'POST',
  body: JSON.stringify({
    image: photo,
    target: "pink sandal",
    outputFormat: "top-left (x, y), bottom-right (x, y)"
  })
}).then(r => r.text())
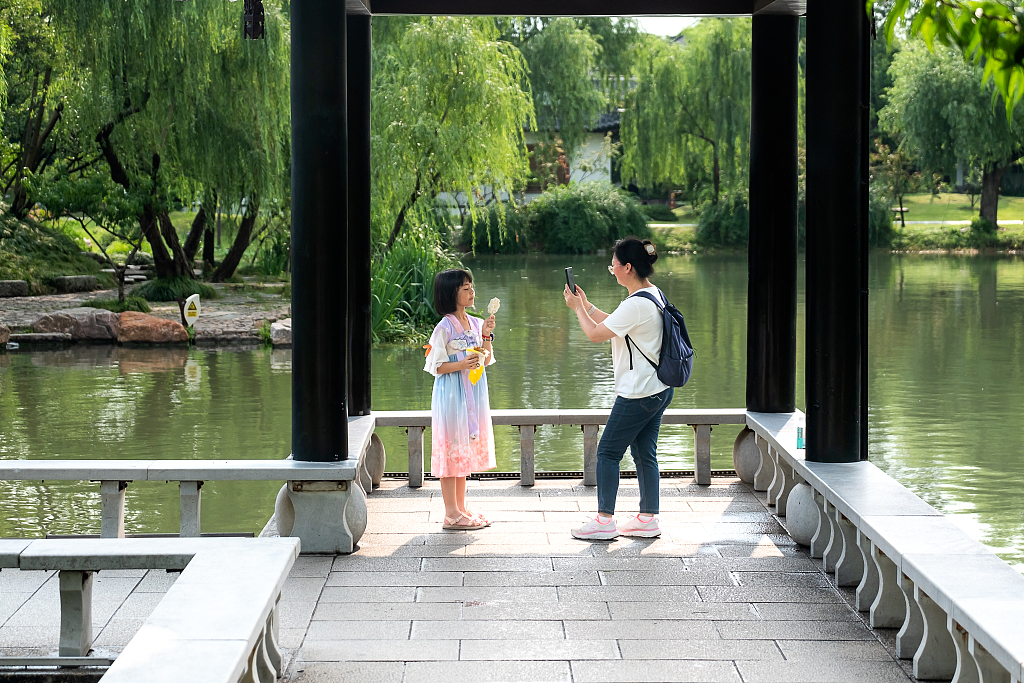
top-left (442, 514), bottom-right (487, 531)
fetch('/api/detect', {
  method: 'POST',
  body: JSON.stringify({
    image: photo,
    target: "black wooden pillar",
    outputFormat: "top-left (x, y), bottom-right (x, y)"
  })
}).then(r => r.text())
top-left (805, 0), bottom-right (871, 462)
top-left (291, 2), bottom-right (348, 461)
top-left (747, 14), bottom-right (799, 414)
top-left (347, 14), bottom-right (372, 417)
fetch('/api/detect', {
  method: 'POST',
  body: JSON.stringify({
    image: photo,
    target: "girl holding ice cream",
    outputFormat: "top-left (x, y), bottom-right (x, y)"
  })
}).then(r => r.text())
top-left (423, 269), bottom-right (498, 530)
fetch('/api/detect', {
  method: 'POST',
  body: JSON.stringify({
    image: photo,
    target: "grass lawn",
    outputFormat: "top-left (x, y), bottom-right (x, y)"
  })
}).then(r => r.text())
top-left (895, 192), bottom-right (1024, 223)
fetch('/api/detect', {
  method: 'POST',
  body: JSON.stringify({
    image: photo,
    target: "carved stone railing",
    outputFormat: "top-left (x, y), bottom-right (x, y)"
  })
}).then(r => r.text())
top-left (745, 410), bottom-right (1024, 683)
top-left (373, 408), bottom-right (747, 487)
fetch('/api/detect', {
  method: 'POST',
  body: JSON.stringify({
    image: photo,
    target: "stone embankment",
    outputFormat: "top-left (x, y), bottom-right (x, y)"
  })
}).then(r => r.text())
top-left (0, 282), bottom-right (290, 346)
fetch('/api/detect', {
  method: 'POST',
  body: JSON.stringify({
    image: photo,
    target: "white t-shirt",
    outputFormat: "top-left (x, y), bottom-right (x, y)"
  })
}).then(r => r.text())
top-left (602, 286), bottom-right (669, 399)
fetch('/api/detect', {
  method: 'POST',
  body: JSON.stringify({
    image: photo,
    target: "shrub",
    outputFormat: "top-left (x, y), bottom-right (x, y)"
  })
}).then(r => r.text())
top-left (869, 191), bottom-right (896, 248)
top-left (133, 276), bottom-right (217, 302)
top-left (640, 203), bottom-right (677, 222)
top-left (696, 196), bottom-right (748, 247)
top-left (529, 183), bottom-right (649, 254)
top-left (968, 216), bottom-right (998, 248)
top-left (459, 203), bottom-right (529, 254)
top-left (0, 215), bottom-right (106, 292)
top-left (82, 296), bottom-right (152, 313)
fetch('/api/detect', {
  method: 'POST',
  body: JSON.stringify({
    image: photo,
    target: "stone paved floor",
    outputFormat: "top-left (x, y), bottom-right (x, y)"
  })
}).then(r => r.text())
top-left (0, 479), bottom-right (918, 682)
top-left (0, 282), bottom-right (289, 342)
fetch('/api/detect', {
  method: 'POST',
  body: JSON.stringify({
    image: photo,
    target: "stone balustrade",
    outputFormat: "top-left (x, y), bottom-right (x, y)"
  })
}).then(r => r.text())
top-left (0, 537), bottom-right (299, 682)
top-left (744, 410), bottom-right (1024, 683)
top-left (373, 408), bottom-right (747, 488)
top-left (0, 415), bottom-right (380, 552)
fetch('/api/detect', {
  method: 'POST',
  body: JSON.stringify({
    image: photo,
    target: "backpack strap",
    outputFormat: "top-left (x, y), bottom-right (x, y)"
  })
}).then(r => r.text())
top-left (623, 288), bottom-right (664, 372)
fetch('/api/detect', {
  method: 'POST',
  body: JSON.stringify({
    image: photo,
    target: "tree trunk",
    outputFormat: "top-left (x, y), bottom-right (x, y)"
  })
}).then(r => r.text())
top-left (140, 205), bottom-right (177, 279)
top-left (980, 163), bottom-right (1004, 226)
top-left (712, 145), bottom-right (720, 204)
top-left (182, 207), bottom-right (206, 262)
top-left (159, 211), bottom-right (196, 278)
top-left (203, 222), bottom-right (216, 268)
top-left (10, 70), bottom-right (63, 216)
top-left (211, 209), bottom-right (258, 282)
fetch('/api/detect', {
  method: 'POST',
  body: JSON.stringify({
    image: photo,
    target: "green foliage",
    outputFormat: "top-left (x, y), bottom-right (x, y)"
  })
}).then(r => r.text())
top-left (528, 183), bottom-right (649, 254)
top-left (869, 191), bottom-right (897, 248)
top-left (372, 227), bottom-right (460, 342)
top-left (500, 18), bottom-right (604, 156)
top-left (878, 0), bottom-right (1024, 119)
top-left (82, 296), bottom-right (151, 313)
top-left (133, 277), bottom-right (217, 303)
top-left (253, 228), bottom-right (290, 276)
top-left (460, 203), bottom-right (531, 254)
top-left (969, 215), bottom-right (998, 245)
top-left (257, 320), bottom-right (272, 346)
top-left (640, 203), bottom-right (677, 222)
top-left (0, 214), bottom-right (104, 290)
top-left (371, 17), bottom-right (535, 249)
top-left (620, 20), bottom-right (751, 203)
top-left (695, 195), bottom-right (748, 247)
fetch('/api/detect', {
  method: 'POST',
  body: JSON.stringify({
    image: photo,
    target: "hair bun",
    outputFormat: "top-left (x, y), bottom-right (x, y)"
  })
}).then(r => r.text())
top-left (643, 241), bottom-right (657, 262)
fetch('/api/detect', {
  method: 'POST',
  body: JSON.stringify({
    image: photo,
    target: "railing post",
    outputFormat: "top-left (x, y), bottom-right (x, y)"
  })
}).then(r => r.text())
top-left (519, 425), bottom-right (536, 487)
top-left (100, 480), bottom-right (127, 538)
top-left (407, 426), bottom-right (424, 488)
top-left (179, 481), bottom-right (202, 537)
top-left (691, 424), bottom-right (712, 486)
top-left (58, 570), bottom-right (93, 657)
top-left (582, 425), bottom-right (599, 486)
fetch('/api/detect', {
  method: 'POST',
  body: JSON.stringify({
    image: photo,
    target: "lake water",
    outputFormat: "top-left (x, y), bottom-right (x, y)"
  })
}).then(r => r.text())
top-left (1, 252), bottom-right (1022, 571)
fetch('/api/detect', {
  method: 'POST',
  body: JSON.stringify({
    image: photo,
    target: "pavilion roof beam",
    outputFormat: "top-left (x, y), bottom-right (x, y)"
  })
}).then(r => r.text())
top-left (368, 0), bottom-right (756, 16)
top-left (752, 0), bottom-right (805, 15)
top-left (347, 0), bottom-right (371, 14)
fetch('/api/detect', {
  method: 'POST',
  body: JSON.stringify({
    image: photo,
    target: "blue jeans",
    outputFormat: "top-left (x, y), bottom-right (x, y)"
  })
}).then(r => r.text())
top-left (597, 387), bottom-right (674, 516)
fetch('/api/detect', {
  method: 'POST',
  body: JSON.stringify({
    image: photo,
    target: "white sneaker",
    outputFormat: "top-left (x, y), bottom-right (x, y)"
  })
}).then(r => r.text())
top-left (571, 516), bottom-right (619, 541)
top-left (618, 514), bottom-right (661, 538)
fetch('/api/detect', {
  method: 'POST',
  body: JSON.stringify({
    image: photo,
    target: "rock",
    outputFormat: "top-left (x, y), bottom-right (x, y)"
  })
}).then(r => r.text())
top-left (270, 317), bottom-right (292, 347)
top-left (53, 275), bottom-right (99, 293)
top-left (118, 311), bottom-right (189, 344)
top-left (0, 280), bottom-right (29, 298)
top-left (9, 332), bottom-right (73, 344)
top-left (0, 324), bottom-right (9, 345)
top-left (784, 483), bottom-right (818, 546)
top-left (30, 307), bottom-right (119, 341)
top-left (732, 427), bottom-right (761, 484)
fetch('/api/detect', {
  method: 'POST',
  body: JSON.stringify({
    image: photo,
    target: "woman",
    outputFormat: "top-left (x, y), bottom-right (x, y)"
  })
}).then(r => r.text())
top-left (563, 237), bottom-right (672, 540)
top-left (423, 269), bottom-right (497, 530)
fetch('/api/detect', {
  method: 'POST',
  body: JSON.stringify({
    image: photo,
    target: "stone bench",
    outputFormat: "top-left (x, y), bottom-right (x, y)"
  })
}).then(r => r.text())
top-left (374, 408), bottom-right (747, 487)
top-left (0, 415), bottom-right (379, 553)
top-left (0, 537), bottom-right (298, 682)
top-left (745, 410), bottom-right (1024, 683)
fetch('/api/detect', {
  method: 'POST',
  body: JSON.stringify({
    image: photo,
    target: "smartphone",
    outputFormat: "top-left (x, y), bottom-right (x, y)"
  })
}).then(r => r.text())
top-left (565, 267), bottom-right (577, 295)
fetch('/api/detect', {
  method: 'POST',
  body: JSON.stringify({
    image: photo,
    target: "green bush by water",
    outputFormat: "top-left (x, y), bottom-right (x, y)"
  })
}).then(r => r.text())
top-left (0, 215), bottom-right (111, 292)
top-left (696, 196), bottom-right (748, 247)
top-left (460, 203), bottom-right (530, 254)
top-left (529, 183), bottom-right (649, 254)
top-left (133, 276), bottom-right (217, 302)
top-left (82, 297), bottom-right (152, 313)
top-left (640, 203), bottom-right (678, 222)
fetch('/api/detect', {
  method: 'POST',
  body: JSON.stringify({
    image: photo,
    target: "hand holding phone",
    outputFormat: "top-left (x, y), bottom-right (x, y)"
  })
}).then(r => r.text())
top-left (565, 267), bottom-right (577, 295)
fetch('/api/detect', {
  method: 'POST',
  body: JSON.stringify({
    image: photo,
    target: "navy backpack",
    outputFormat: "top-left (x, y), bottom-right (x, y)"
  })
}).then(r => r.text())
top-left (624, 288), bottom-right (695, 388)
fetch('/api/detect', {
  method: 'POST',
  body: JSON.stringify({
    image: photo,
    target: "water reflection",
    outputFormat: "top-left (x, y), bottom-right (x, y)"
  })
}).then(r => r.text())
top-left (0, 252), bottom-right (1021, 571)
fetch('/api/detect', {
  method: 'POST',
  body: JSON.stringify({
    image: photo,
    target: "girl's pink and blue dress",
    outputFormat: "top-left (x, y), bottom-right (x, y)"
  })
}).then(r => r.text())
top-left (423, 314), bottom-right (496, 478)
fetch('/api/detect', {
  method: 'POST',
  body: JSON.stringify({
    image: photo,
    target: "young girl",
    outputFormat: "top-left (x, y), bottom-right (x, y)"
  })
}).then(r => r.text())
top-left (423, 269), bottom-right (497, 530)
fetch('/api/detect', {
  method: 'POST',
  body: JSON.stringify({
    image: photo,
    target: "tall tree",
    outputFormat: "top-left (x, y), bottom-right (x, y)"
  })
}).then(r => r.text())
top-left (498, 18), bottom-right (604, 156)
top-left (372, 17), bottom-right (535, 249)
top-left (880, 41), bottom-right (1024, 225)
top-left (42, 0), bottom-right (290, 281)
top-left (620, 19), bottom-right (751, 204)
top-left (879, 0), bottom-right (1024, 119)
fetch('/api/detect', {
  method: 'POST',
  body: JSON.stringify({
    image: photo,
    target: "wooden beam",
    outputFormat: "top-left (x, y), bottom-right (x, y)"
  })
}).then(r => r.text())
top-left (370, 0), bottom-right (755, 16)
top-left (347, 0), bottom-right (371, 14)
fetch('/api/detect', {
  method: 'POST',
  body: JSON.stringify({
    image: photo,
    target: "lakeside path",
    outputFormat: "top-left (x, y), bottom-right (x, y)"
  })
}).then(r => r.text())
top-left (0, 282), bottom-right (289, 344)
top-left (0, 478), bottom-right (918, 682)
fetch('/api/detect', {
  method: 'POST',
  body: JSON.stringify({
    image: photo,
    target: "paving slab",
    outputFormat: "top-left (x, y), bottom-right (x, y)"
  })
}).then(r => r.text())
top-left (570, 659), bottom-right (742, 682)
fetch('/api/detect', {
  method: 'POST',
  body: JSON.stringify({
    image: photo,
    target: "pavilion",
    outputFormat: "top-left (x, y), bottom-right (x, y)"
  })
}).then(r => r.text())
top-left (290, 0), bottom-right (869, 466)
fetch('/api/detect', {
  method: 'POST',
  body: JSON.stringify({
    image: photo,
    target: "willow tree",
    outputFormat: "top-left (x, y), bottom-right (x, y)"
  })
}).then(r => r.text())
top-left (498, 18), bottom-right (604, 157)
top-left (620, 19), bottom-right (751, 204)
top-left (372, 17), bottom-right (535, 249)
top-left (44, 0), bottom-right (289, 282)
top-left (881, 41), bottom-right (1024, 226)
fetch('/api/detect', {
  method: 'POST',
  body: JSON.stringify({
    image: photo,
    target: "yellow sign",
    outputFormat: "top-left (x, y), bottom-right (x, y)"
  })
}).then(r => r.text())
top-left (184, 294), bottom-right (201, 325)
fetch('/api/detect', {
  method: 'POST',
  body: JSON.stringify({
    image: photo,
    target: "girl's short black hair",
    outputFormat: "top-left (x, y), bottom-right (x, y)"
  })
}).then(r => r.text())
top-left (433, 269), bottom-right (473, 315)
top-left (613, 236), bottom-right (658, 280)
